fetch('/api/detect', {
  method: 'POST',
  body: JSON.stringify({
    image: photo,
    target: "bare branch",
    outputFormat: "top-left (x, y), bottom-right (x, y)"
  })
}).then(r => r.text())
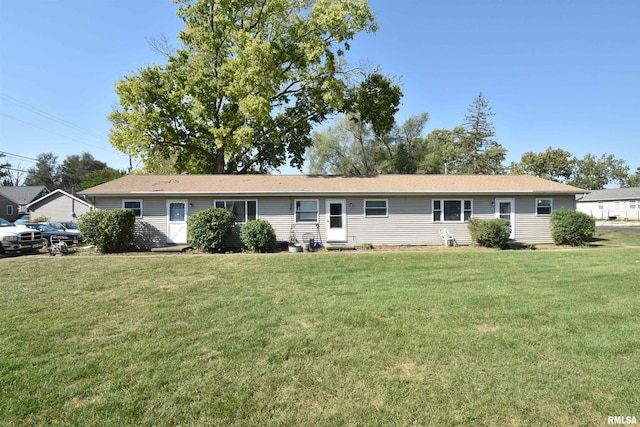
top-left (146, 33), bottom-right (175, 58)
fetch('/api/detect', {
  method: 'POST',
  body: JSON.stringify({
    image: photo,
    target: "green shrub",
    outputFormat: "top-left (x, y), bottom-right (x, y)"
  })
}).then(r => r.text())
top-left (467, 217), bottom-right (483, 244)
top-left (78, 209), bottom-right (135, 253)
top-left (551, 209), bottom-right (595, 246)
top-left (102, 209), bottom-right (136, 253)
top-left (78, 210), bottom-right (107, 247)
top-left (468, 218), bottom-right (511, 249)
top-left (240, 219), bottom-right (277, 253)
top-left (187, 208), bottom-right (235, 252)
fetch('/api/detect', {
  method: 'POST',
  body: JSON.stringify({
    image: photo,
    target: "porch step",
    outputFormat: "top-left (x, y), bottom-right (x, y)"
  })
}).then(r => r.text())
top-left (151, 244), bottom-right (192, 253)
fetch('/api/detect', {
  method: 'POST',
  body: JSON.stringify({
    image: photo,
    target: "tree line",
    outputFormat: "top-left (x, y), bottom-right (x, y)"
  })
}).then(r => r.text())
top-left (0, 152), bottom-right (124, 192)
top-left (307, 92), bottom-right (639, 190)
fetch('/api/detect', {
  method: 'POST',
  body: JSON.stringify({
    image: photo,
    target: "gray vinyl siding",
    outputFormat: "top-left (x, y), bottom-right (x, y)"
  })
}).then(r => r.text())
top-left (28, 193), bottom-right (93, 222)
top-left (347, 197), bottom-right (434, 245)
top-left (0, 199), bottom-right (19, 222)
top-left (512, 195), bottom-right (575, 244)
top-left (91, 194), bottom-right (576, 248)
top-left (94, 197), bottom-right (166, 248)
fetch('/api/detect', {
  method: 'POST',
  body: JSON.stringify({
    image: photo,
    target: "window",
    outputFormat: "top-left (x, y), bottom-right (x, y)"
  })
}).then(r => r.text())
top-left (169, 202), bottom-right (186, 221)
top-left (123, 200), bottom-right (142, 218)
top-left (631, 200), bottom-right (637, 210)
top-left (7, 205), bottom-right (13, 216)
top-left (433, 200), bottom-right (441, 222)
top-left (295, 200), bottom-right (318, 223)
top-left (365, 199), bottom-right (388, 217)
top-left (214, 200), bottom-right (257, 223)
top-left (536, 198), bottom-right (552, 216)
top-left (433, 199), bottom-right (472, 222)
top-left (598, 201), bottom-right (604, 210)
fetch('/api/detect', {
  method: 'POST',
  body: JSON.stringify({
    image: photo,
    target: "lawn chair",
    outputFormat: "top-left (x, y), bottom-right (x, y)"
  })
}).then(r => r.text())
top-left (439, 228), bottom-right (457, 247)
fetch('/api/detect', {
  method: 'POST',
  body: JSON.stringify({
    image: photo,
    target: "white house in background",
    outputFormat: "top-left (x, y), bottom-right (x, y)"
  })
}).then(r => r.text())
top-left (576, 187), bottom-right (640, 220)
top-left (80, 174), bottom-right (586, 249)
top-left (26, 189), bottom-right (94, 222)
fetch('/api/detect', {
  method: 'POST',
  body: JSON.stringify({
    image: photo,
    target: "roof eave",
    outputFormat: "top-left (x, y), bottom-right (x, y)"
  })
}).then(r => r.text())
top-left (80, 189), bottom-right (584, 197)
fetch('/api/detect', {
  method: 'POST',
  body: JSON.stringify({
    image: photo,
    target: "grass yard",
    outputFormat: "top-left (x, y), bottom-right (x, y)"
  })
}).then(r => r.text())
top-left (1, 245), bottom-right (639, 426)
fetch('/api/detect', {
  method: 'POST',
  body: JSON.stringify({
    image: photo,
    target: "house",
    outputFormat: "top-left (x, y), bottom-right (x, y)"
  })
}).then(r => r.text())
top-left (576, 187), bottom-right (640, 220)
top-left (26, 189), bottom-right (95, 223)
top-left (79, 174), bottom-right (585, 248)
top-left (0, 186), bottom-right (49, 222)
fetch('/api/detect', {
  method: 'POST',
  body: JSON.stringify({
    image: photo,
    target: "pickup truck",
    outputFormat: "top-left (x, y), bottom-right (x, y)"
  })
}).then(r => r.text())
top-left (0, 217), bottom-right (45, 255)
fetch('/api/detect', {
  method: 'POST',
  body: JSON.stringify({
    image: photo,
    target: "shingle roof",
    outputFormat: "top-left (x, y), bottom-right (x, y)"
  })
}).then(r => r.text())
top-left (577, 187), bottom-right (640, 202)
top-left (80, 174), bottom-right (585, 196)
top-left (0, 186), bottom-right (49, 205)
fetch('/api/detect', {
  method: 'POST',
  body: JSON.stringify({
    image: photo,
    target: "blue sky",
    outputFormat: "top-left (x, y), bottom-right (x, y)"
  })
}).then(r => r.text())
top-left (1, 0), bottom-right (638, 177)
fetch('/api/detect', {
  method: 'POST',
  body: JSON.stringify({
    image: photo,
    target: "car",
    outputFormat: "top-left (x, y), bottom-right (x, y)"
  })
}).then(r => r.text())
top-left (58, 221), bottom-right (80, 231)
top-left (0, 217), bottom-right (45, 255)
top-left (13, 216), bottom-right (30, 224)
top-left (39, 222), bottom-right (83, 239)
top-left (17, 223), bottom-right (81, 247)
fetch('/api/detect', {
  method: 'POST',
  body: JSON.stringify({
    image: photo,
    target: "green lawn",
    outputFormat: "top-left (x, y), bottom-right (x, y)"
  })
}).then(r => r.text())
top-left (1, 246), bottom-right (639, 426)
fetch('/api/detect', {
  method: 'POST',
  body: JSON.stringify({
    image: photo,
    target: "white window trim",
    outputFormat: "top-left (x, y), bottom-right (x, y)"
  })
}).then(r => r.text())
top-left (294, 199), bottom-right (319, 223)
top-left (213, 200), bottom-right (258, 223)
top-left (7, 205), bottom-right (13, 216)
top-left (122, 199), bottom-right (143, 218)
top-left (433, 199), bottom-right (473, 222)
top-left (364, 199), bottom-right (388, 217)
top-left (535, 198), bottom-right (553, 216)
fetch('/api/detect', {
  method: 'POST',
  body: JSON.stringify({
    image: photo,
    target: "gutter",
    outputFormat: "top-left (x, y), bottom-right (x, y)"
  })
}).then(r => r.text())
top-left (80, 190), bottom-right (585, 198)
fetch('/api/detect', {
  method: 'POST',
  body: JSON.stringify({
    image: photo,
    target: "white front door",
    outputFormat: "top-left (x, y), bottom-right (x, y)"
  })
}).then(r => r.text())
top-left (326, 199), bottom-right (347, 242)
top-left (167, 200), bottom-right (188, 244)
top-left (495, 198), bottom-right (515, 239)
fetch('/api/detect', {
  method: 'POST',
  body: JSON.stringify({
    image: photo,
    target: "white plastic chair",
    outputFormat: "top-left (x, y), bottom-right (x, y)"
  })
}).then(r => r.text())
top-left (439, 228), bottom-right (457, 247)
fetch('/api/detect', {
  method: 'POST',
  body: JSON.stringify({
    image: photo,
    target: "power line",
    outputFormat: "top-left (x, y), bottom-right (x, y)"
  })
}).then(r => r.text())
top-left (0, 91), bottom-right (106, 140)
top-left (0, 152), bottom-right (38, 163)
top-left (5, 166), bottom-right (30, 173)
top-left (0, 112), bottom-right (120, 155)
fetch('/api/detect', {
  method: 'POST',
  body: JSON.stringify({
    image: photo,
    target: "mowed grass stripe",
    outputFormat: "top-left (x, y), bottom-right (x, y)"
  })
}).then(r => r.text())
top-left (1, 248), bottom-right (639, 426)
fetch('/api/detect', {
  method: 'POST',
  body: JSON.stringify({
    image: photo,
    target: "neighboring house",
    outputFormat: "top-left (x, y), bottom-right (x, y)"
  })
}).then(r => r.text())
top-left (26, 189), bottom-right (95, 222)
top-left (576, 187), bottom-right (640, 220)
top-left (79, 174), bottom-right (585, 249)
top-left (0, 186), bottom-right (49, 222)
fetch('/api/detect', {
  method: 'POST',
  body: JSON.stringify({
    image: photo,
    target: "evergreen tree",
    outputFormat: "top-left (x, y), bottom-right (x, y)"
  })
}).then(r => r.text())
top-left (456, 92), bottom-right (506, 174)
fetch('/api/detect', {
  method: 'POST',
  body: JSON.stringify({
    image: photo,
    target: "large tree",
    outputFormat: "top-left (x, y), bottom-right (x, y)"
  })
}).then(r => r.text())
top-left (454, 92), bottom-right (506, 174)
top-left (418, 126), bottom-right (467, 174)
top-left (625, 167), bottom-right (640, 188)
top-left (568, 153), bottom-right (629, 190)
top-left (109, 0), bottom-right (396, 174)
top-left (307, 115), bottom-right (380, 175)
top-left (23, 152), bottom-right (125, 191)
top-left (24, 153), bottom-right (59, 189)
top-left (307, 113), bottom-right (427, 176)
top-left (509, 147), bottom-right (573, 182)
top-left (59, 152), bottom-right (110, 191)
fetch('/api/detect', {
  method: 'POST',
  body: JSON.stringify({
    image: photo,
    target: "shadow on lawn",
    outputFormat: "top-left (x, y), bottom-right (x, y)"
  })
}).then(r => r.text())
top-left (504, 241), bottom-right (538, 250)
